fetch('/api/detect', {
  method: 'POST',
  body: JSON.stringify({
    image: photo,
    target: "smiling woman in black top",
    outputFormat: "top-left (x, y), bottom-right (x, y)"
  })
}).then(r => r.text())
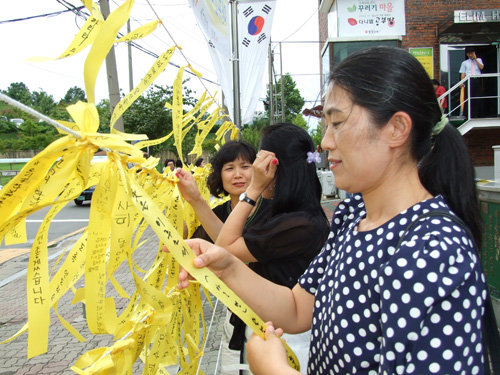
top-left (215, 123), bottom-right (330, 372)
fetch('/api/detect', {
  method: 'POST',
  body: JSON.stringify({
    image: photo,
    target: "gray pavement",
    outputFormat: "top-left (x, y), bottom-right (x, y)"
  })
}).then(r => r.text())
top-left (0, 199), bottom-right (339, 375)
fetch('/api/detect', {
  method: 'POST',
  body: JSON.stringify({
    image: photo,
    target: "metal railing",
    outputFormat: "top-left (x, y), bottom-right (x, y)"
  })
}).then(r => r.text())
top-left (438, 72), bottom-right (500, 126)
top-left (0, 158), bottom-right (30, 187)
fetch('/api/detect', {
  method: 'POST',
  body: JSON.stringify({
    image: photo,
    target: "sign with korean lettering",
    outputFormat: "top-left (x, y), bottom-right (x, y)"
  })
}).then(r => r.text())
top-left (454, 9), bottom-right (500, 23)
top-left (337, 0), bottom-right (406, 37)
top-left (409, 47), bottom-right (433, 78)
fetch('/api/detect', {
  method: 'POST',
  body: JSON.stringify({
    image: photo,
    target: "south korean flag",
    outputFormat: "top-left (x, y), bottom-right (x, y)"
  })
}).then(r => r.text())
top-left (236, 1), bottom-right (276, 124)
top-left (239, 2), bottom-right (275, 49)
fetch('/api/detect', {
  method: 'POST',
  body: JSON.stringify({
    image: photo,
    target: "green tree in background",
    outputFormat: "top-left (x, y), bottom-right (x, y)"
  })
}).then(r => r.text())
top-left (264, 73), bottom-right (305, 123)
top-left (94, 83), bottom-right (218, 159)
top-left (31, 90), bottom-right (56, 117)
top-left (240, 116), bottom-right (268, 150)
top-left (292, 113), bottom-right (308, 131)
top-left (0, 118), bottom-right (61, 153)
top-left (310, 121), bottom-right (323, 148)
top-left (121, 84), bottom-right (198, 156)
top-left (241, 73), bottom-right (309, 150)
top-left (3, 82), bottom-right (31, 105)
top-left (96, 99), bottom-right (111, 133)
top-left (18, 119), bottom-right (45, 137)
top-left (64, 86), bottom-right (87, 104)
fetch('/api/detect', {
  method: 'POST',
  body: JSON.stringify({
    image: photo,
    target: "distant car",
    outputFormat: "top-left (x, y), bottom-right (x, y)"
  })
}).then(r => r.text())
top-left (9, 118), bottom-right (24, 127)
top-left (74, 185), bottom-right (96, 205)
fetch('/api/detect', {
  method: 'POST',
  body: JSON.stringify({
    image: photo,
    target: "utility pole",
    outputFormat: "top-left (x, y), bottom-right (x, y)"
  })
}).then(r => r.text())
top-left (279, 42), bottom-right (285, 122)
top-left (127, 19), bottom-right (133, 92)
top-left (230, 0), bottom-right (242, 129)
top-left (100, 0), bottom-right (124, 132)
top-left (268, 40), bottom-right (274, 124)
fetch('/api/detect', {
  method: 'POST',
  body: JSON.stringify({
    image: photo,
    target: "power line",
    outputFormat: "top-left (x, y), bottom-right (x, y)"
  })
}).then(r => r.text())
top-left (52, 0), bottom-right (220, 87)
top-left (141, 0), bottom-right (220, 96)
top-left (281, 8), bottom-right (318, 42)
top-left (0, 6), bottom-right (85, 24)
top-left (108, 0), bottom-right (218, 80)
top-left (273, 40), bottom-right (324, 44)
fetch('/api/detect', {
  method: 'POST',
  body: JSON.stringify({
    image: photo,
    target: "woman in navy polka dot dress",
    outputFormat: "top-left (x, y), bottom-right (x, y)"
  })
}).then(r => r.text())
top-left (178, 46), bottom-right (488, 375)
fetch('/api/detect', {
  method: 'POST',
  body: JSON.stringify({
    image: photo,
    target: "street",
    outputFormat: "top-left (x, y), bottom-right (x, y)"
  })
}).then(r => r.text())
top-left (0, 200), bottom-right (91, 263)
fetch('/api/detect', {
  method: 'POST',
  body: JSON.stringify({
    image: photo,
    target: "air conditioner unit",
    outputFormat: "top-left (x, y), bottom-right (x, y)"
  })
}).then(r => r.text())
top-left (317, 170), bottom-right (337, 197)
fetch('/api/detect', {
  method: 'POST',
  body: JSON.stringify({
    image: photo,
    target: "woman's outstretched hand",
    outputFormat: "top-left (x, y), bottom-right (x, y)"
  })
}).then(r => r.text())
top-left (247, 322), bottom-right (300, 375)
top-left (175, 168), bottom-right (202, 204)
top-left (163, 238), bottom-right (237, 289)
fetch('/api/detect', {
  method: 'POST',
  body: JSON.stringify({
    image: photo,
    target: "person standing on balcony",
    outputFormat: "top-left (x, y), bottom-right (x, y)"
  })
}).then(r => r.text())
top-left (459, 46), bottom-right (484, 118)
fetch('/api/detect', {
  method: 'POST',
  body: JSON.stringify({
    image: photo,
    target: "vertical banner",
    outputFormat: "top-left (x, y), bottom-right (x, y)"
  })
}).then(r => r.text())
top-left (238, 1), bottom-right (276, 124)
top-left (189, 0), bottom-right (276, 125)
top-left (336, 0), bottom-right (405, 37)
top-left (188, 0), bottom-right (232, 118)
top-left (409, 47), bottom-right (433, 78)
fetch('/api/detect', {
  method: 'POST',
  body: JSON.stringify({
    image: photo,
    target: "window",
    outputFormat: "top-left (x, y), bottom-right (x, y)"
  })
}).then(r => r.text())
top-left (333, 40), bottom-right (399, 66)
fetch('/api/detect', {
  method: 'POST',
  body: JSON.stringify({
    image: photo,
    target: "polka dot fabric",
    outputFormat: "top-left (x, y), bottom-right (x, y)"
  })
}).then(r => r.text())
top-left (299, 195), bottom-right (487, 375)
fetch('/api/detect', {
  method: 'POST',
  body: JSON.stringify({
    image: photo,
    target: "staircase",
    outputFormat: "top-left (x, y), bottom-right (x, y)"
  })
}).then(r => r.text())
top-left (439, 72), bottom-right (500, 135)
top-left (458, 117), bottom-right (500, 135)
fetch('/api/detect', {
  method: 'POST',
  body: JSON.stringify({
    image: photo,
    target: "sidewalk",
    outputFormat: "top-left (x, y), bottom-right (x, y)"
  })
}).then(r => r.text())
top-left (0, 199), bottom-right (339, 375)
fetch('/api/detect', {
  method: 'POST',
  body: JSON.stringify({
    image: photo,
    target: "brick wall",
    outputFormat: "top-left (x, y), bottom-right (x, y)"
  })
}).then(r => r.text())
top-left (319, 7), bottom-right (328, 45)
top-left (464, 129), bottom-right (500, 167)
top-left (317, 0), bottom-right (500, 160)
top-left (403, 0), bottom-right (499, 82)
top-left (318, 1), bottom-right (499, 82)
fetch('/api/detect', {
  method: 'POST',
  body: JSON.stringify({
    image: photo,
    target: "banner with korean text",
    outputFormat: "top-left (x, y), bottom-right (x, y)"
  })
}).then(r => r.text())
top-left (336, 0), bottom-right (405, 37)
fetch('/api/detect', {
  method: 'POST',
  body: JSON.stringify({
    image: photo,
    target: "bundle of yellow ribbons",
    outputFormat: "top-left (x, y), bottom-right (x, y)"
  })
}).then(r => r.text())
top-left (0, 0), bottom-right (300, 373)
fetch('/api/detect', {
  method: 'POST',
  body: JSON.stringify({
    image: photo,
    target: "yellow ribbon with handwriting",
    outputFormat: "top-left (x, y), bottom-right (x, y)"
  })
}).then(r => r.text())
top-left (115, 20), bottom-right (162, 44)
top-left (0, 0), bottom-right (301, 372)
top-left (110, 46), bottom-right (176, 130)
top-left (26, 2), bottom-right (103, 62)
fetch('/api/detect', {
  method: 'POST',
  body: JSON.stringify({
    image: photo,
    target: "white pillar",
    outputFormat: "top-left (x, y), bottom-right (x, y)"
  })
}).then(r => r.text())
top-left (493, 145), bottom-right (500, 181)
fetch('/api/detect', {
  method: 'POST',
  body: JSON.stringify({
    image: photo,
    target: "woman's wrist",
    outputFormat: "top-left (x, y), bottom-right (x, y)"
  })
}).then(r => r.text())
top-left (187, 193), bottom-right (208, 207)
top-left (245, 185), bottom-right (262, 202)
top-left (218, 252), bottom-right (240, 283)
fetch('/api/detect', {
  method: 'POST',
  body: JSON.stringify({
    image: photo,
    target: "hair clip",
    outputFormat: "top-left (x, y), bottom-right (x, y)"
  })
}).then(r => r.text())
top-left (307, 151), bottom-right (321, 164)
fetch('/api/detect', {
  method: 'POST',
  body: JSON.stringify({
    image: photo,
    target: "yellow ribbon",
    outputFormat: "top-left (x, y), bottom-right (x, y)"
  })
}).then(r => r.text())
top-left (110, 46), bottom-right (176, 130)
top-left (84, 0), bottom-right (135, 104)
top-left (26, 3), bottom-right (103, 62)
top-left (115, 20), bottom-right (162, 44)
top-left (0, 0), bottom-right (296, 370)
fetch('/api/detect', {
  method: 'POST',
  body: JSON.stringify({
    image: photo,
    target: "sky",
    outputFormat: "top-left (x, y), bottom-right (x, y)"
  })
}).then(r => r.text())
top-left (0, 0), bottom-right (322, 126)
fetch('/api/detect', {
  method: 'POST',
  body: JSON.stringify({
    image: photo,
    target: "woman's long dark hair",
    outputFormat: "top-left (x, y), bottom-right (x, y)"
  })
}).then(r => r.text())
top-left (259, 123), bottom-right (327, 222)
top-left (329, 46), bottom-right (481, 247)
